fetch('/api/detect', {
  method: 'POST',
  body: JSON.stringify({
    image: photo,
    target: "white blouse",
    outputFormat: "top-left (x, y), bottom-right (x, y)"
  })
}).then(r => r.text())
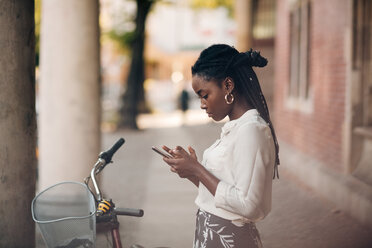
top-left (195, 109), bottom-right (275, 224)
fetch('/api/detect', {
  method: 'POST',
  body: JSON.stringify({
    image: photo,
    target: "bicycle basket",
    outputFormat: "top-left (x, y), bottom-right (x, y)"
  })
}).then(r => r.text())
top-left (32, 182), bottom-right (96, 248)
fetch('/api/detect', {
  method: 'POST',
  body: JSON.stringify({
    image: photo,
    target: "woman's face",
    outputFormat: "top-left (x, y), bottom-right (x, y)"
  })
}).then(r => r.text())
top-left (192, 75), bottom-right (232, 121)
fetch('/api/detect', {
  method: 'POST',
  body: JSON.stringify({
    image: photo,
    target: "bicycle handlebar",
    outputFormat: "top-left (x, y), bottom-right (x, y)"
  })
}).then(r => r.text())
top-left (99, 138), bottom-right (125, 164)
top-left (114, 208), bottom-right (144, 217)
top-left (96, 207), bottom-right (143, 224)
top-left (86, 138), bottom-right (145, 221)
top-left (89, 138), bottom-right (125, 201)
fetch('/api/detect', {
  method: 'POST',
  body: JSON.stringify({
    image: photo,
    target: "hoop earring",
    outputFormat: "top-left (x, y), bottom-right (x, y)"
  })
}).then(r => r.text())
top-left (225, 93), bottom-right (234, 104)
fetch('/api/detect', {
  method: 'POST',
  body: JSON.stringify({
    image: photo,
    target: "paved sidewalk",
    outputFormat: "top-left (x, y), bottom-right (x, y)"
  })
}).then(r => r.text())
top-left (96, 122), bottom-right (372, 248)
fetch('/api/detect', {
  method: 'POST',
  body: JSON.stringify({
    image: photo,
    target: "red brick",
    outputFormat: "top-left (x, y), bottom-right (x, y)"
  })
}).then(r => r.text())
top-left (274, 0), bottom-right (349, 171)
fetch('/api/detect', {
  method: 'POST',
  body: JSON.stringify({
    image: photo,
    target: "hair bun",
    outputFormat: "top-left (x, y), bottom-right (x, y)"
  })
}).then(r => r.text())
top-left (245, 49), bottom-right (268, 67)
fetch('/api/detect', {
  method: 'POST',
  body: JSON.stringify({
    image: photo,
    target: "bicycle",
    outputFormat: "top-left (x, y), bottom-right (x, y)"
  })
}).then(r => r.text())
top-left (32, 138), bottom-right (145, 248)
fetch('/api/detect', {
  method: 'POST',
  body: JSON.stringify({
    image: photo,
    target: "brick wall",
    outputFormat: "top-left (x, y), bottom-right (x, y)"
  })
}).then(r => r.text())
top-left (274, 0), bottom-right (349, 171)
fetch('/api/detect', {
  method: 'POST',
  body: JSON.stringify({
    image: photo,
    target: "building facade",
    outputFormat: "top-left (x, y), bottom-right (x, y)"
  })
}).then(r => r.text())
top-left (274, 0), bottom-right (372, 227)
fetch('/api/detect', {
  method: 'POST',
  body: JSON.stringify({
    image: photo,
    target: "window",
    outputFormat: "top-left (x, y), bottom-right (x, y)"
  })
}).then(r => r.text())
top-left (289, 0), bottom-right (311, 100)
top-left (352, 0), bottom-right (372, 127)
top-left (349, 0), bottom-right (372, 179)
top-left (252, 0), bottom-right (276, 40)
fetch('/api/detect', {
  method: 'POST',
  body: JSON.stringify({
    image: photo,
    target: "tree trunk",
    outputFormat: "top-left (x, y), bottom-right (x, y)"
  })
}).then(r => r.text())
top-left (0, 1), bottom-right (37, 247)
top-left (118, 0), bottom-right (154, 129)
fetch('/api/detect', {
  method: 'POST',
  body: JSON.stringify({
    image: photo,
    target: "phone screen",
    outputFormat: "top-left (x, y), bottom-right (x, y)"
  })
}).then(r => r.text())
top-left (152, 146), bottom-right (173, 158)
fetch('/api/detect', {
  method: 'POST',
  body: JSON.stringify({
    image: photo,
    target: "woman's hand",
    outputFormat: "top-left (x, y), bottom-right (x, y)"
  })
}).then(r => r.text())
top-left (162, 145), bottom-right (200, 184)
top-left (162, 145), bottom-right (219, 195)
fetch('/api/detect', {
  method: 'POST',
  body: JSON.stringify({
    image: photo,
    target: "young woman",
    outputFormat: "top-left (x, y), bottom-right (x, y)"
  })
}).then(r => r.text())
top-left (162, 44), bottom-right (280, 248)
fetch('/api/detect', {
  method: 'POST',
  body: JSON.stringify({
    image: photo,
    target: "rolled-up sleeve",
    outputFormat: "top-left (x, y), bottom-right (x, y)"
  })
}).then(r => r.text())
top-left (214, 123), bottom-right (273, 221)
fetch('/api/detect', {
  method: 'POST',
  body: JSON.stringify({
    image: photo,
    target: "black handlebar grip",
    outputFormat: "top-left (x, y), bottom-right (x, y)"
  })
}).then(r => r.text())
top-left (114, 208), bottom-right (144, 217)
top-left (107, 138), bottom-right (125, 157)
top-left (99, 138), bottom-right (125, 164)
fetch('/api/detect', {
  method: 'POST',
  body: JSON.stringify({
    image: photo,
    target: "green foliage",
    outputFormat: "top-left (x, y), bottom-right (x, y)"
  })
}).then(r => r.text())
top-left (104, 0), bottom-right (138, 53)
top-left (190, 0), bottom-right (234, 16)
top-left (106, 29), bottom-right (137, 53)
top-left (35, 0), bottom-right (41, 66)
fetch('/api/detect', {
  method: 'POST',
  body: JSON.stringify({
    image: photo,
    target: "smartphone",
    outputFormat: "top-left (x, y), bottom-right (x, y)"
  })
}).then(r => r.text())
top-left (152, 146), bottom-right (173, 158)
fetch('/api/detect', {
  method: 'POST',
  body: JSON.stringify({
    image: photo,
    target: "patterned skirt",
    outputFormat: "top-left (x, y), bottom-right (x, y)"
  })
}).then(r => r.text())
top-left (193, 209), bottom-right (263, 248)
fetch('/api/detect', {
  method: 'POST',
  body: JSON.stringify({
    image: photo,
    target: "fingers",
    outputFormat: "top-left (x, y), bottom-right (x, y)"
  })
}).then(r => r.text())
top-left (162, 145), bottom-right (188, 157)
top-left (163, 156), bottom-right (176, 165)
top-left (162, 145), bottom-right (198, 169)
top-left (170, 166), bottom-right (186, 178)
top-left (162, 150), bottom-right (184, 178)
top-left (188, 146), bottom-right (197, 159)
top-left (167, 161), bottom-right (181, 176)
top-left (163, 145), bottom-right (180, 158)
top-left (162, 145), bottom-right (172, 153)
top-left (161, 145), bottom-right (175, 158)
top-left (167, 161), bottom-right (180, 176)
top-left (173, 146), bottom-right (189, 157)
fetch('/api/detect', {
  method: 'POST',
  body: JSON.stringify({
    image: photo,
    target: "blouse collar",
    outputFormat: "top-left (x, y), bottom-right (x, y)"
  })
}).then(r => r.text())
top-left (221, 109), bottom-right (260, 136)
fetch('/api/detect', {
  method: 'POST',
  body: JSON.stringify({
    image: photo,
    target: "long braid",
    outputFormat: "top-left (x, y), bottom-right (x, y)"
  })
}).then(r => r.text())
top-left (253, 71), bottom-right (280, 178)
top-left (234, 67), bottom-right (280, 178)
top-left (192, 44), bottom-right (280, 179)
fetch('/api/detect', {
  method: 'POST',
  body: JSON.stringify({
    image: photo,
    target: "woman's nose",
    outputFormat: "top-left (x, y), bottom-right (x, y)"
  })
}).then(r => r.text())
top-left (200, 99), bottom-right (207, 109)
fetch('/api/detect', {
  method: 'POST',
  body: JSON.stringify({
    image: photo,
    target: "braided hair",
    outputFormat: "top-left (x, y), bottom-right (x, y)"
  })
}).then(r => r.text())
top-left (191, 44), bottom-right (280, 179)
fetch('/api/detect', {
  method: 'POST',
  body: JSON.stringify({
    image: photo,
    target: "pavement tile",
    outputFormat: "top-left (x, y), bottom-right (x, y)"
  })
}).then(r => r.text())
top-left (37, 122), bottom-right (372, 248)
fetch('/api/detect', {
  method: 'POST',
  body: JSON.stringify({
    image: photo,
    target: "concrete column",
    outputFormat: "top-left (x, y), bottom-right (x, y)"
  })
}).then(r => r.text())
top-left (235, 0), bottom-right (253, 51)
top-left (0, 1), bottom-right (37, 246)
top-left (39, 0), bottom-right (101, 189)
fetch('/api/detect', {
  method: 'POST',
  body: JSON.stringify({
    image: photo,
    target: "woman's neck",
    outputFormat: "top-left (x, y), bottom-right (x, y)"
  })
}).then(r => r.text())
top-left (228, 96), bottom-right (252, 121)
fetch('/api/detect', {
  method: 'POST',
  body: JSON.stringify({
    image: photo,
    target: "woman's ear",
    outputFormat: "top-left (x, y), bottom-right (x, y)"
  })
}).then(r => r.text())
top-left (224, 77), bottom-right (235, 93)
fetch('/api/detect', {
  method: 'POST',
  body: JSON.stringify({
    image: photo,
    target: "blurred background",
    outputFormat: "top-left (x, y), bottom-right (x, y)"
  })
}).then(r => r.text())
top-left (1, 0), bottom-right (372, 247)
